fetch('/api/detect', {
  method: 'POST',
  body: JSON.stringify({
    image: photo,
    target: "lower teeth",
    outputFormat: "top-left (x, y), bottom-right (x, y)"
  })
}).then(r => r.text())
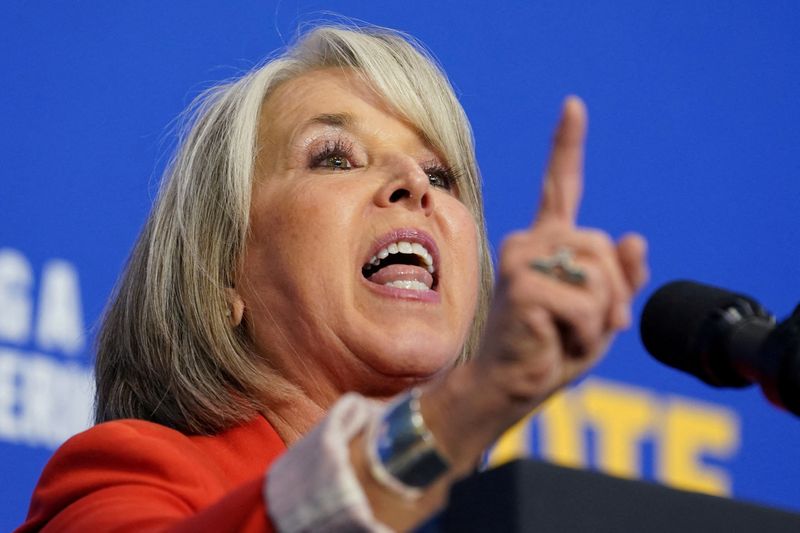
top-left (384, 280), bottom-right (428, 291)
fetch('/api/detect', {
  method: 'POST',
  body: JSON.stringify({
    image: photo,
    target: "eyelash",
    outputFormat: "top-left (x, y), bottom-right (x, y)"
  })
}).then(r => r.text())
top-left (421, 161), bottom-right (461, 192)
top-left (308, 139), bottom-right (356, 171)
top-left (308, 139), bottom-right (461, 192)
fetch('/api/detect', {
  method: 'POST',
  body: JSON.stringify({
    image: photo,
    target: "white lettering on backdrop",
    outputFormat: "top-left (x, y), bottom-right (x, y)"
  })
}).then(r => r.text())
top-left (0, 248), bottom-right (93, 448)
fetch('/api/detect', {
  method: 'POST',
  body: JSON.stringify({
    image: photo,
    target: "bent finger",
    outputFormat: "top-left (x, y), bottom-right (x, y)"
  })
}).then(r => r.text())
top-left (570, 229), bottom-right (634, 330)
top-left (617, 233), bottom-right (650, 293)
top-left (508, 271), bottom-right (606, 358)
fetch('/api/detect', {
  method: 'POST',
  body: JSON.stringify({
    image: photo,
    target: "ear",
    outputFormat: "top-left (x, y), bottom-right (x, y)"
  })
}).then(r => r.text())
top-left (225, 288), bottom-right (245, 328)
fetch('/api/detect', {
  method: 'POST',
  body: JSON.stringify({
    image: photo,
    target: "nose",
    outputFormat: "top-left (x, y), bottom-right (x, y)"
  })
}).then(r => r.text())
top-left (373, 154), bottom-right (433, 216)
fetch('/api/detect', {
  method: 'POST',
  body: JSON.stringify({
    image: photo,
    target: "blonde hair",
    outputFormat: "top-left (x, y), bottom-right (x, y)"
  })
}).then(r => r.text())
top-left (95, 24), bottom-right (493, 434)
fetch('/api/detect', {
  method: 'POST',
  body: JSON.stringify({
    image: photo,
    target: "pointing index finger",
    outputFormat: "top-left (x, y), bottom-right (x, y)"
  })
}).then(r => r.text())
top-left (535, 96), bottom-right (588, 227)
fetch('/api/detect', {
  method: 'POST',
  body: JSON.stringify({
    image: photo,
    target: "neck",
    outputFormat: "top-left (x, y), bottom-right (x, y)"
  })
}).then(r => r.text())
top-left (261, 385), bottom-right (329, 446)
top-left (260, 364), bottom-right (430, 445)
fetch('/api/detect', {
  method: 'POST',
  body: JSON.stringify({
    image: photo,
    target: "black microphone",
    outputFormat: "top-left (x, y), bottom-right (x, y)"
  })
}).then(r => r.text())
top-left (640, 280), bottom-right (800, 417)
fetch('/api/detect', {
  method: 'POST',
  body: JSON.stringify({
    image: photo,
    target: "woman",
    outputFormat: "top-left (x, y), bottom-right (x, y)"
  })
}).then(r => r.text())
top-left (18, 24), bottom-right (647, 531)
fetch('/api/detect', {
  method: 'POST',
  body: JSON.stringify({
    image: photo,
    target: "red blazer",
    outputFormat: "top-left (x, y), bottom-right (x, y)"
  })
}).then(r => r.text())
top-left (17, 417), bottom-right (287, 532)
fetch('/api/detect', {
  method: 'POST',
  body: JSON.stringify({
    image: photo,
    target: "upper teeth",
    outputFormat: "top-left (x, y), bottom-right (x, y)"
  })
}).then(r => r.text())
top-left (368, 241), bottom-right (435, 273)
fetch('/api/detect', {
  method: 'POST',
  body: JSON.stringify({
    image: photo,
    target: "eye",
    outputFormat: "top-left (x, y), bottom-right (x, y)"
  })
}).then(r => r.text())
top-left (320, 154), bottom-right (352, 170)
top-left (309, 139), bottom-right (355, 171)
top-left (427, 171), bottom-right (450, 189)
top-left (422, 162), bottom-right (460, 192)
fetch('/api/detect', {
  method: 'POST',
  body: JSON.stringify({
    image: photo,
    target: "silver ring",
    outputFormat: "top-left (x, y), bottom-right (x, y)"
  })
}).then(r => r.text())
top-left (530, 246), bottom-right (587, 285)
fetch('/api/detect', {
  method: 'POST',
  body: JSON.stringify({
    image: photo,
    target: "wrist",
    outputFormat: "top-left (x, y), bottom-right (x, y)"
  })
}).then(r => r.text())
top-left (365, 388), bottom-right (451, 500)
top-left (419, 365), bottom-right (507, 473)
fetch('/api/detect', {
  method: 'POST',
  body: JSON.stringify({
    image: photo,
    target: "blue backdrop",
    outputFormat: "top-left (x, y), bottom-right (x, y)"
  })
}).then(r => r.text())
top-left (2, 1), bottom-right (799, 529)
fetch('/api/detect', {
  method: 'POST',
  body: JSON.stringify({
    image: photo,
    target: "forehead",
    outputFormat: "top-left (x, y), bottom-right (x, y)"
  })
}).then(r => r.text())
top-left (258, 68), bottom-right (428, 148)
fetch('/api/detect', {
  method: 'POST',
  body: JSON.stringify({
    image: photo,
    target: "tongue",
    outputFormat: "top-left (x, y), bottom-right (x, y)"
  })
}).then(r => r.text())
top-left (367, 264), bottom-right (434, 289)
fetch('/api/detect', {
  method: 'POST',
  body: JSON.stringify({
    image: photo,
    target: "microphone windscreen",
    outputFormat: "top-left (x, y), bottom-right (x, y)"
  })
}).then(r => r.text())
top-left (639, 280), bottom-right (761, 378)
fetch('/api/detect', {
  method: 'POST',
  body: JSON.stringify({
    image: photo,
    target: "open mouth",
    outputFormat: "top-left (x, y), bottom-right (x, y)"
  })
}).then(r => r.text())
top-left (362, 236), bottom-right (439, 292)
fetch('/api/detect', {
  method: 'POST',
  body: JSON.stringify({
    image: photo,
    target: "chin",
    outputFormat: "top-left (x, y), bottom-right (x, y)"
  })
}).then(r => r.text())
top-left (359, 339), bottom-right (458, 381)
top-left (353, 365), bottom-right (447, 400)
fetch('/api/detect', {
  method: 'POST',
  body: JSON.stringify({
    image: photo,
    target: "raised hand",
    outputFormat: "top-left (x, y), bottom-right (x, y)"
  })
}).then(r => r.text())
top-left (423, 96), bottom-right (649, 470)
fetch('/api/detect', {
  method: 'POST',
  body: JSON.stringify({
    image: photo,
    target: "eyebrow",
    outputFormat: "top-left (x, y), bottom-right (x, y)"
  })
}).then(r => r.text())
top-left (307, 112), bottom-right (354, 128)
top-left (301, 111), bottom-right (437, 156)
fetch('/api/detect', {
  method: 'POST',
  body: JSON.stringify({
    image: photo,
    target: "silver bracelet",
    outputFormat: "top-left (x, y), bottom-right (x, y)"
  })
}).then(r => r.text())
top-left (366, 388), bottom-right (450, 500)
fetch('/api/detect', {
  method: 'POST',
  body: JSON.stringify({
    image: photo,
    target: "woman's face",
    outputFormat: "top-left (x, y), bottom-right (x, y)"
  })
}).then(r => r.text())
top-left (238, 69), bottom-right (479, 402)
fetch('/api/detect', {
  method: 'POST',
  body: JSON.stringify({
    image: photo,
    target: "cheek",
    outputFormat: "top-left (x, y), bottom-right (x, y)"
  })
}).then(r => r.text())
top-left (243, 185), bottom-right (316, 294)
top-left (464, 233), bottom-right (481, 316)
top-left (451, 202), bottom-right (481, 266)
top-left (443, 200), bottom-right (482, 305)
top-left (252, 182), bottom-right (336, 251)
top-left (246, 182), bottom-right (360, 293)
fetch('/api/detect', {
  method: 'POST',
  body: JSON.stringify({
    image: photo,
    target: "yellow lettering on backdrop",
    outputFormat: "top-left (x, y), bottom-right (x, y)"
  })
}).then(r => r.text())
top-left (488, 411), bottom-right (534, 466)
top-left (580, 379), bottom-right (657, 479)
top-left (537, 389), bottom-right (585, 469)
top-left (658, 398), bottom-right (739, 495)
top-left (487, 378), bottom-right (740, 497)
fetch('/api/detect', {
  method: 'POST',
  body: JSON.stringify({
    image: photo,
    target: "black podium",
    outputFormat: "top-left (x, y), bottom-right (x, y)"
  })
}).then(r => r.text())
top-left (441, 460), bottom-right (800, 532)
